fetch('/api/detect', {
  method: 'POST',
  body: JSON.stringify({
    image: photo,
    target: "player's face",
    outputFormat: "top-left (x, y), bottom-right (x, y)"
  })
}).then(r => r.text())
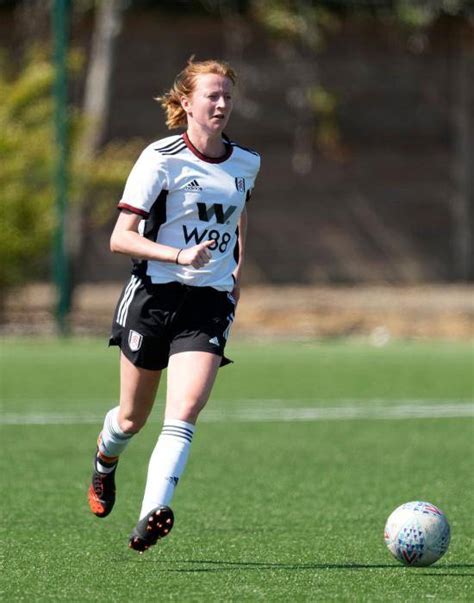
top-left (183, 73), bottom-right (233, 135)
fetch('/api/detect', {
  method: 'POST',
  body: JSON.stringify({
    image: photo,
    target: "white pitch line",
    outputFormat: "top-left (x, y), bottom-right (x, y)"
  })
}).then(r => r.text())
top-left (1, 402), bottom-right (473, 425)
top-left (202, 403), bottom-right (474, 422)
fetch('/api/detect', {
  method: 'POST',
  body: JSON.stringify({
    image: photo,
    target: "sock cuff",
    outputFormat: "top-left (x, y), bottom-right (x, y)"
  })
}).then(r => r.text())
top-left (161, 420), bottom-right (195, 443)
top-left (106, 406), bottom-right (132, 441)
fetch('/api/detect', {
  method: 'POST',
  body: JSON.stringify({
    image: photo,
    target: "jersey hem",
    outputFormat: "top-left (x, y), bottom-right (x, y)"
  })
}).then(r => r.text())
top-left (148, 276), bottom-right (234, 293)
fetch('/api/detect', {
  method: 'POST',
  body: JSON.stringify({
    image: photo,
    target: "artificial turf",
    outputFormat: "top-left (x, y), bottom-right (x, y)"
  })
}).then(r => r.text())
top-left (1, 338), bottom-right (473, 601)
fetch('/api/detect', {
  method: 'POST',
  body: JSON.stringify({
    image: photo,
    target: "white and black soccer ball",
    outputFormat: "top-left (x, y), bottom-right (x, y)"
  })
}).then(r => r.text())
top-left (384, 501), bottom-right (451, 567)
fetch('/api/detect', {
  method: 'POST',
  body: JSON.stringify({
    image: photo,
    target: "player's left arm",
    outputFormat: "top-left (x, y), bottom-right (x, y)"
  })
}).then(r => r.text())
top-left (232, 206), bottom-right (247, 303)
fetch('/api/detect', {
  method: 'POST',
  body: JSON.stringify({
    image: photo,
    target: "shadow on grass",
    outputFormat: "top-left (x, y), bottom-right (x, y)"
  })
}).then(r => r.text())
top-left (122, 558), bottom-right (474, 575)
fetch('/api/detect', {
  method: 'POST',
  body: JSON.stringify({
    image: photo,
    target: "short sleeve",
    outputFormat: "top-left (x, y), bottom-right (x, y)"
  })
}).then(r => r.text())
top-left (118, 147), bottom-right (169, 218)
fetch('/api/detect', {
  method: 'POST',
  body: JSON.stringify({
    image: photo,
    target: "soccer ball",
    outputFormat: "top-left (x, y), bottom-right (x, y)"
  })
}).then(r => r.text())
top-left (384, 501), bottom-right (451, 567)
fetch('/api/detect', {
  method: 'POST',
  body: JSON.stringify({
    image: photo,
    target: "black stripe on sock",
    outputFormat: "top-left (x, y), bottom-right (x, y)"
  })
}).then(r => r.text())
top-left (162, 425), bottom-right (194, 437)
top-left (96, 455), bottom-right (118, 469)
top-left (161, 426), bottom-right (194, 443)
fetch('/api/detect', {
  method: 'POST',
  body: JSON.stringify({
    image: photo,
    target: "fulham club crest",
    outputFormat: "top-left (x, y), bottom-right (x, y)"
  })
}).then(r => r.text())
top-left (128, 329), bottom-right (143, 352)
top-left (235, 177), bottom-right (246, 193)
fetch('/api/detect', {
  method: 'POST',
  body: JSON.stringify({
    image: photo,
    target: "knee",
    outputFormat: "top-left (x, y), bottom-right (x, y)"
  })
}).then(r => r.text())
top-left (167, 399), bottom-right (206, 424)
top-left (118, 413), bottom-right (147, 434)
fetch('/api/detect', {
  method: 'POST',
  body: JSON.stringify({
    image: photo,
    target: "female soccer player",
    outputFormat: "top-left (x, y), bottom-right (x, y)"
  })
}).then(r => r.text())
top-left (87, 58), bottom-right (260, 552)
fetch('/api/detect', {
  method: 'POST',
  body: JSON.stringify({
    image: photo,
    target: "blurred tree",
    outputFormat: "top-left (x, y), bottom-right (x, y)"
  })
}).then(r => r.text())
top-left (0, 47), bottom-right (139, 310)
top-left (69, 0), bottom-right (125, 286)
top-left (0, 52), bottom-right (57, 299)
top-left (0, 0), bottom-right (139, 320)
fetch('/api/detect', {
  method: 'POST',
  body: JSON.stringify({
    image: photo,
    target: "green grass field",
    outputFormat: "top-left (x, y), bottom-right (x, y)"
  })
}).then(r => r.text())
top-left (1, 338), bottom-right (473, 601)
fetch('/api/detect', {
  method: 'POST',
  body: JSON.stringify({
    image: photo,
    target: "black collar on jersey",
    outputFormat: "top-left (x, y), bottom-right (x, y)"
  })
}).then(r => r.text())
top-left (182, 132), bottom-right (233, 164)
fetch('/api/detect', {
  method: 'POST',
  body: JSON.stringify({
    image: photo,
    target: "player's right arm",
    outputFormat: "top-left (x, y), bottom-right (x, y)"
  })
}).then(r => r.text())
top-left (110, 210), bottom-right (213, 269)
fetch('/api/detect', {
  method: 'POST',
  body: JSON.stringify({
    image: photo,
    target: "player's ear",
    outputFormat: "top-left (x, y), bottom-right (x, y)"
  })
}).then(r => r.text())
top-left (180, 95), bottom-right (191, 114)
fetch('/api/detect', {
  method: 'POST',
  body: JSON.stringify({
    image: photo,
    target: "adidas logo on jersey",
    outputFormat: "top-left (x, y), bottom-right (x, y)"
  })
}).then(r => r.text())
top-left (184, 179), bottom-right (202, 192)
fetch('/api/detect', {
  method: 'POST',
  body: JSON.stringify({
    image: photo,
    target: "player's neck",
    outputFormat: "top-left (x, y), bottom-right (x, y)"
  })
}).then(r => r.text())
top-left (185, 128), bottom-right (226, 159)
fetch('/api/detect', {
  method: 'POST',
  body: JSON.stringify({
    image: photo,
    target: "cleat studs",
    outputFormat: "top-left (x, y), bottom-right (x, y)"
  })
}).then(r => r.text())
top-left (128, 506), bottom-right (174, 553)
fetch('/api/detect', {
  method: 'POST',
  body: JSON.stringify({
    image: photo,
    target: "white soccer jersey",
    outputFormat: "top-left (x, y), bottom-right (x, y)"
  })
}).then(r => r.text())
top-left (118, 132), bottom-right (260, 292)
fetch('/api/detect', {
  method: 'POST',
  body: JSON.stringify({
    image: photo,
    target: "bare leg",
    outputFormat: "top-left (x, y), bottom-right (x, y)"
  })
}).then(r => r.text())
top-left (165, 351), bottom-right (222, 423)
top-left (118, 352), bottom-right (162, 433)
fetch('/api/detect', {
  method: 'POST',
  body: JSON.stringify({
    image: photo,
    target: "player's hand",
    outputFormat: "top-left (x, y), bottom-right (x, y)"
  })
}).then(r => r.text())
top-left (176, 240), bottom-right (213, 269)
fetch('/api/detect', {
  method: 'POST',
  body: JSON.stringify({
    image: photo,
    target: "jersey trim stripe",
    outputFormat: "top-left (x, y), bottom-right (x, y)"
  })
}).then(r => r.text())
top-left (155, 137), bottom-right (187, 156)
top-left (159, 143), bottom-right (187, 156)
top-left (229, 141), bottom-right (260, 157)
top-left (154, 137), bottom-right (183, 152)
top-left (183, 132), bottom-right (233, 164)
top-left (117, 202), bottom-right (149, 218)
top-left (117, 275), bottom-right (141, 327)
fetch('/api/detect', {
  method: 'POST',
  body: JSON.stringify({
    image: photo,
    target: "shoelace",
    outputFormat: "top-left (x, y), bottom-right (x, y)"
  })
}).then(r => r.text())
top-left (92, 472), bottom-right (111, 496)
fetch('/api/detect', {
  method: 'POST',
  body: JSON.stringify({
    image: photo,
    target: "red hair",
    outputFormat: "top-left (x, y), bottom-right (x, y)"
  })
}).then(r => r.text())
top-left (157, 58), bottom-right (237, 129)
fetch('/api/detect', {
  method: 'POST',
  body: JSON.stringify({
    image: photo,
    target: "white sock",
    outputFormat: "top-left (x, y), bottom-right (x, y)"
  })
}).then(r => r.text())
top-left (139, 419), bottom-right (195, 520)
top-left (96, 406), bottom-right (133, 473)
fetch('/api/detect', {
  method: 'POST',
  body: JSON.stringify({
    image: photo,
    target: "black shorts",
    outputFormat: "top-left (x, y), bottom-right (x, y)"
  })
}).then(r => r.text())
top-left (109, 277), bottom-right (236, 370)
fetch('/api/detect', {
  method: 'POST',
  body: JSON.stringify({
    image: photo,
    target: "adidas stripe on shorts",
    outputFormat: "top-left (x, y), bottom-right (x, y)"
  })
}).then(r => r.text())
top-left (109, 278), bottom-right (236, 370)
